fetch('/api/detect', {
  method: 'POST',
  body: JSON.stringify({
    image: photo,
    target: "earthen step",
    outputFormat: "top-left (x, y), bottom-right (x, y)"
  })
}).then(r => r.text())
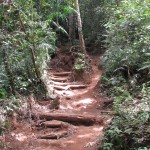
top-left (50, 77), bottom-right (68, 82)
top-left (37, 113), bottom-right (103, 126)
top-left (52, 72), bottom-right (71, 76)
top-left (37, 120), bottom-right (69, 128)
top-left (37, 131), bottom-right (68, 139)
top-left (50, 81), bottom-right (82, 86)
top-left (53, 84), bottom-right (87, 91)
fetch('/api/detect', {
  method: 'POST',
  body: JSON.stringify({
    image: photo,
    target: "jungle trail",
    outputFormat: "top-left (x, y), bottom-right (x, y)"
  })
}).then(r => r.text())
top-left (2, 45), bottom-right (112, 150)
top-left (0, 0), bottom-right (112, 149)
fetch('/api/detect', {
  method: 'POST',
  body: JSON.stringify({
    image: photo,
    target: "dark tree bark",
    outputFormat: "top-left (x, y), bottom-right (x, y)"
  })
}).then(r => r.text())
top-left (69, 0), bottom-right (75, 45)
top-left (69, 12), bottom-right (74, 44)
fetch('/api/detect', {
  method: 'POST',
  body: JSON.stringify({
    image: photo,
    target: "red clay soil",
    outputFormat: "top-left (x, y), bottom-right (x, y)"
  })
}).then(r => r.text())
top-left (2, 52), bottom-right (112, 150)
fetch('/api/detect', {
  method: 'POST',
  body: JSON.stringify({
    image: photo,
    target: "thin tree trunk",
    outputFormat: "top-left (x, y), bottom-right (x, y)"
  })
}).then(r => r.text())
top-left (30, 45), bottom-right (40, 78)
top-left (74, 0), bottom-right (87, 57)
top-left (69, 0), bottom-right (74, 45)
top-left (69, 13), bottom-right (74, 45)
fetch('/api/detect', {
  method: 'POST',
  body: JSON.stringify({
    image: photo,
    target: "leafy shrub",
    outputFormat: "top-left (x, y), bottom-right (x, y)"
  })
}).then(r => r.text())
top-left (0, 1), bottom-right (56, 96)
top-left (100, 1), bottom-right (150, 149)
top-left (100, 81), bottom-right (150, 150)
top-left (102, 0), bottom-right (150, 77)
top-left (74, 53), bottom-right (89, 71)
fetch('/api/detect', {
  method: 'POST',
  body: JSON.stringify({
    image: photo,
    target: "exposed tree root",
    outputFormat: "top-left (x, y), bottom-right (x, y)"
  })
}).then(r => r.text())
top-left (68, 84), bottom-right (87, 89)
top-left (37, 131), bottom-right (68, 139)
top-left (53, 85), bottom-right (68, 90)
top-left (50, 81), bottom-right (71, 86)
top-left (52, 72), bottom-right (71, 76)
top-left (53, 84), bottom-right (87, 90)
top-left (50, 77), bottom-right (68, 82)
top-left (38, 113), bottom-right (103, 125)
top-left (53, 90), bottom-right (64, 95)
top-left (50, 81), bottom-right (82, 86)
top-left (40, 120), bottom-right (69, 128)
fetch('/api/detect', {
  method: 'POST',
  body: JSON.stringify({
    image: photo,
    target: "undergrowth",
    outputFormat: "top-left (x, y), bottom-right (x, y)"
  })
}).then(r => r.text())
top-left (100, 1), bottom-right (150, 149)
top-left (100, 77), bottom-right (150, 150)
top-left (74, 52), bottom-right (91, 72)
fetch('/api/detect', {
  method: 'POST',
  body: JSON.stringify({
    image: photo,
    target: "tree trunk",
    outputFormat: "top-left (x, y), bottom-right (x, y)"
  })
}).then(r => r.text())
top-left (30, 46), bottom-right (40, 78)
top-left (69, 12), bottom-right (74, 45)
top-left (37, 131), bottom-right (68, 139)
top-left (69, 0), bottom-right (75, 45)
top-left (38, 113), bottom-right (103, 125)
top-left (74, 0), bottom-right (87, 57)
top-left (37, 120), bottom-right (69, 128)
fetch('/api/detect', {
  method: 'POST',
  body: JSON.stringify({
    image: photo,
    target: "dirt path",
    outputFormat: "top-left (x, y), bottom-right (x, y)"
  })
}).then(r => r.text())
top-left (4, 54), bottom-right (111, 150)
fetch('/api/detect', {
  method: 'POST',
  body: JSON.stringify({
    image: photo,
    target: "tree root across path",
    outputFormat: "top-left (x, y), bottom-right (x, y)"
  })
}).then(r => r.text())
top-left (50, 81), bottom-right (72, 86)
top-left (37, 120), bottom-right (69, 128)
top-left (37, 113), bottom-right (103, 126)
top-left (52, 72), bottom-right (72, 76)
top-left (37, 131), bottom-right (68, 139)
top-left (50, 77), bottom-right (68, 82)
top-left (53, 84), bottom-right (87, 90)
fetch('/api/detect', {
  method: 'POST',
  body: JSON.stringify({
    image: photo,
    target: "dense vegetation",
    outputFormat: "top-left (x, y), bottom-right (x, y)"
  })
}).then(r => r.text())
top-left (0, 0), bottom-right (69, 137)
top-left (100, 0), bottom-right (150, 149)
top-left (0, 0), bottom-right (149, 149)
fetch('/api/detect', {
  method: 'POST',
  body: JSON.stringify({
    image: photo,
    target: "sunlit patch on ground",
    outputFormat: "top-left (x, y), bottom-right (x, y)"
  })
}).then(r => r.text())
top-left (11, 133), bottom-right (27, 142)
top-left (93, 126), bottom-right (103, 132)
top-left (73, 98), bottom-right (95, 108)
top-left (59, 104), bottom-right (73, 110)
top-left (78, 133), bottom-right (93, 138)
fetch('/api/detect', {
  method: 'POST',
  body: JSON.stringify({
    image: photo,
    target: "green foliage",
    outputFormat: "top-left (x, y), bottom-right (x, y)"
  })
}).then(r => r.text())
top-left (3, 97), bottom-right (21, 113)
top-left (74, 53), bottom-right (89, 71)
top-left (0, 0), bottom-right (56, 96)
top-left (0, 0), bottom-right (80, 131)
top-left (0, 89), bottom-right (7, 99)
top-left (80, 0), bottom-right (109, 43)
top-left (100, 81), bottom-right (150, 150)
top-left (0, 120), bottom-right (9, 148)
top-left (102, 0), bottom-right (150, 77)
top-left (139, 53), bottom-right (150, 72)
top-left (0, 0), bottom-right (58, 128)
top-left (101, 65), bottom-right (150, 149)
top-left (101, 1), bottom-right (150, 149)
